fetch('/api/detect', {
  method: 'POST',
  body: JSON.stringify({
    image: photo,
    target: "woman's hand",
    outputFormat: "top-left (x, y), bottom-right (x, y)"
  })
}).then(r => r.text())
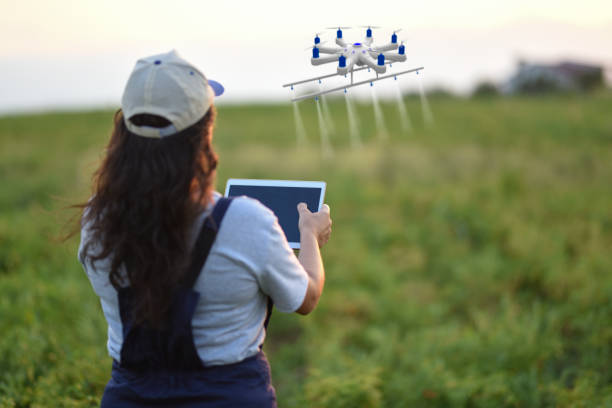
top-left (296, 203), bottom-right (331, 315)
top-left (297, 203), bottom-right (332, 248)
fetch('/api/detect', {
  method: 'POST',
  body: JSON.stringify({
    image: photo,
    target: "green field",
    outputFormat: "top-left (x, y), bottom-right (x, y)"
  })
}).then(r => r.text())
top-left (1, 92), bottom-right (611, 407)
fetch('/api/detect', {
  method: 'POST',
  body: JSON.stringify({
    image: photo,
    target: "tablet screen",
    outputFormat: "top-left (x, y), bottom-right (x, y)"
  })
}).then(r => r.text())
top-left (225, 179), bottom-right (326, 249)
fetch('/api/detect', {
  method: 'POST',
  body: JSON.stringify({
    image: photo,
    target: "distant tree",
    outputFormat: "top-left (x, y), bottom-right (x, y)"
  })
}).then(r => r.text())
top-left (504, 61), bottom-right (605, 94)
top-left (472, 81), bottom-right (499, 98)
top-left (517, 75), bottom-right (565, 94)
top-left (575, 67), bottom-right (604, 91)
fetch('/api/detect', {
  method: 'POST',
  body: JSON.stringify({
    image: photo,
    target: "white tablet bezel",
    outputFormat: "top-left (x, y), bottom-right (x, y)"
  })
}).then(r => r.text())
top-left (224, 179), bottom-right (326, 249)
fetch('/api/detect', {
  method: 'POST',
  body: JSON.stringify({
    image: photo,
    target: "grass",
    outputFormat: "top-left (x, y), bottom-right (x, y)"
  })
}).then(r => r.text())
top-left (0, 91), bottom-right (611, 407)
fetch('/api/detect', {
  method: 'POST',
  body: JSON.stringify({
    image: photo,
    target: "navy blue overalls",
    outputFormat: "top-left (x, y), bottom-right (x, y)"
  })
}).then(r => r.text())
top-left (101, 198), bottom-right (277, 407)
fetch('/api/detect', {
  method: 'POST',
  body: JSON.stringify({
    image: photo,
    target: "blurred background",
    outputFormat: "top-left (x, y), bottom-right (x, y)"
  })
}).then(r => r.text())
top-left (1, 0), bottom-right (611, 111)
top-left (1, 1), bottom-right (611, 407)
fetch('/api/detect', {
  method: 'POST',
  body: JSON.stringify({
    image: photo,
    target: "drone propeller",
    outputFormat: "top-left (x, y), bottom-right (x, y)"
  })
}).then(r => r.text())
top-left (326, 26), bottom-right (351, 29)
top-left (304, 41), bottom-right (327, 50)
top-left (359, 25), bottom-right (381, 29)
top-left (393, 28), bottom-right (403, 33)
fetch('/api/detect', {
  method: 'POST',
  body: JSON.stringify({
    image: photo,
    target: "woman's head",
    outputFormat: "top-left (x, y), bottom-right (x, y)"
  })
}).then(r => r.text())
top-left (100, 106), bottom-right (218, 212)
top-left (81, 51), bottom-right (223, 327)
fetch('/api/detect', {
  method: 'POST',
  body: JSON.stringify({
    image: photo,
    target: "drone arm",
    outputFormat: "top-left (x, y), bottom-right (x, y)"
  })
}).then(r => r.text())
top-left (337, 56), bottom-right (356, 75)
top-left (367, 49), bottom-right (405, 61)
top-left (311, 55), bottom-right (340, 66)
top-left (317, 46), bottom-right (342, 54)
top-left (380, 52), bottom-right (406, 62)
top-left (364, 36), bottom-right (373, 46)
top-left (335, 38), bottom-right (347, 47)
top-left (372, 43), bottom-right (398, 52)
top-left (362, 54), bottom-right (386, 74)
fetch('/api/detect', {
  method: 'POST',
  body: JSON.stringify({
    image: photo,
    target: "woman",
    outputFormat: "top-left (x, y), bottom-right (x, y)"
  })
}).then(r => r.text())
top-left (78, 50), bottom-right (332, 407)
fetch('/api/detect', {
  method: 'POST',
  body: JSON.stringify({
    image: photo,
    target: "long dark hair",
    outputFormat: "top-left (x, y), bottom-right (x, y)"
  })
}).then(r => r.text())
top-left (80, 107), bottom-right (218, 328)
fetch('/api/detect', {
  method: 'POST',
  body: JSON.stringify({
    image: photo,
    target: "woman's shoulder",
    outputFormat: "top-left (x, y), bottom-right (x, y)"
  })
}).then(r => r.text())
top-left (221, 194), bottom-right (277, 234)
top-left (211, 195), bottom-right (283, 270)
top-left (226, 195), bottom-right (275, 220)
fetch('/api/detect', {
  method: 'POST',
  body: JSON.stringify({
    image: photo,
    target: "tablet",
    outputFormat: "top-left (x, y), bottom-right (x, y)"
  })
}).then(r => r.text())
top-left (224, 179), bottom-right (326, 249)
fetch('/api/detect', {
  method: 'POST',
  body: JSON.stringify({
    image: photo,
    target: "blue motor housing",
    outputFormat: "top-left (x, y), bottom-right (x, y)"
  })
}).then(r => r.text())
top-left (391, 33), bottom-right (397, 43)
top-left (313, 47), bottom-right (320, 58)
top-left (314, 36), bottom-right (320, 44)
top-left (339, 55), bottom-right (346, 68)
top-left (398, 44), bottom-right (405, 55)
top-left (366, 28), bottom-right (372, 37)
top-left (377, 53), bottom-right (385, 66)
top-left (337, 29), bottom-right (343, 39)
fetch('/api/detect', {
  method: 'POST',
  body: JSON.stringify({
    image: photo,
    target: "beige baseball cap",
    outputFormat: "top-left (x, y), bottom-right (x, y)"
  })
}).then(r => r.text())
top-left (121, 50), bottom-right (224, 138)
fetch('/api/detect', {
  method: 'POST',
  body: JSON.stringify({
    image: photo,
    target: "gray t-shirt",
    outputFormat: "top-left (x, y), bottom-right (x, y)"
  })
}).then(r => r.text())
top-left (78, 192), bottom-right (309, 366)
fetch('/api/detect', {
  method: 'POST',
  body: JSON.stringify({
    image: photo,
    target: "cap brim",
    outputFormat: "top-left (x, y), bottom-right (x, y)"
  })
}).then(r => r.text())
top-left (208, 79), bottom-right (224, 96)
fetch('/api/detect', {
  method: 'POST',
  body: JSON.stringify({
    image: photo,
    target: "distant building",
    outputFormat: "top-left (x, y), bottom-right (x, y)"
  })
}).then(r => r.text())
top-left (503, 60), bottom-right (604, 94)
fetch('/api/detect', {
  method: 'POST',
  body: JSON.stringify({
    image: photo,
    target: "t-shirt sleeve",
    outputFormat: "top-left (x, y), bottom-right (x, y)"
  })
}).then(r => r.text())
top-left (256, 210), bottom-right (309, 313)
top-left (78, 215), bottom-right (94, 269)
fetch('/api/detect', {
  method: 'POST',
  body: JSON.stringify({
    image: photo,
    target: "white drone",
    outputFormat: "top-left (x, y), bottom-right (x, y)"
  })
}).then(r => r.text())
top-left (284, 26), bottom-right (424, 101)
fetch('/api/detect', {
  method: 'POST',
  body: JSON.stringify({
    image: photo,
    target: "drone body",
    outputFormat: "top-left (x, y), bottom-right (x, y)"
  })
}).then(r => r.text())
top-left (311, 27), bottom-right (405, 75)
top-left (285, 27), bottom-right (422, 102)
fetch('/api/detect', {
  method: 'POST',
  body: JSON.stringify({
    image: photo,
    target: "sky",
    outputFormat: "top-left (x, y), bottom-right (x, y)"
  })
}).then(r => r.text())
top-left (1, 0), bottom-right (611, 113)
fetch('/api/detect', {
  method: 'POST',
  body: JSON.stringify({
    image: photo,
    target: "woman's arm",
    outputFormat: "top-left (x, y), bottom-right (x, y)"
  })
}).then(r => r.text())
top-left (295, 203), bottom-right (331, 315)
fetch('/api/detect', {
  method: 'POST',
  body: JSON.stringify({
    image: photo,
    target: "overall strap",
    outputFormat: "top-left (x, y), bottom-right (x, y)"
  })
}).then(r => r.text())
top-left (183, 197), bottom-right (233, 289)
top-left (263, 298), bottom-right (274, 330)
top-left (184, 196), bottom-right (275, 331)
